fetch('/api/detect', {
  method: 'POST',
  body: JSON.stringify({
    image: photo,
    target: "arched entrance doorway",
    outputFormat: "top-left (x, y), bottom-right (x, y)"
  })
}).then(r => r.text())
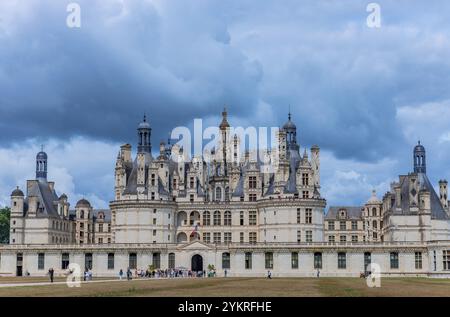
top-left (191, 254), bottom-right (203, 272)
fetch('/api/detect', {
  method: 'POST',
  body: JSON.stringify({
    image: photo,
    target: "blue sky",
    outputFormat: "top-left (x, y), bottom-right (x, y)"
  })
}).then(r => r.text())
top-left (1, 0), bottom-right (450, 209)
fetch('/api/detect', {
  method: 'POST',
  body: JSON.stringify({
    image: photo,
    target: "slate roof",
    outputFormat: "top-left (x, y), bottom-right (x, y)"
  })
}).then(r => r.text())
top-left (325, 206), bottom-right (364, 220)
top-left (391, 173), bottom-right (448, 220)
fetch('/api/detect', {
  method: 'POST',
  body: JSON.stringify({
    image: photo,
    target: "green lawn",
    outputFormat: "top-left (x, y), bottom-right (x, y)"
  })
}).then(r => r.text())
top-left (0, 277), bottom-right (449, 297)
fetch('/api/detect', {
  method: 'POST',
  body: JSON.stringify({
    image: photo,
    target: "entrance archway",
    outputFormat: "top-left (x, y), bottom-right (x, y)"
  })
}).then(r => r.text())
top-left (191, 254), bottom-right (203, 272)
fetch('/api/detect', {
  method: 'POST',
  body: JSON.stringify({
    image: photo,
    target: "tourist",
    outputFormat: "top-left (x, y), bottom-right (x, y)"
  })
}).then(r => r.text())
top-left (224, 269), bottom-right (227, 277)
top-left (316, 269), bottom-right (320, 278)
top-left (267, 270), bottom-right (272, 279)
top-left (119, 269), bottom-right (123, 280)
top-left (48, 267), bottom-right (54, 283)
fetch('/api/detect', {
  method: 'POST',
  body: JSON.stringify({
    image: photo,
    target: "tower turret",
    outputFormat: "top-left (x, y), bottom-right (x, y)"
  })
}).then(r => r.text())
top-left (36, 147), bottom-right (48, 182)
top-left (413, 141), bottom-right (426, 173)
top-left (137, 114), bottom-right (151, 153)
top-left (282, 112), bottom-right (299, 153)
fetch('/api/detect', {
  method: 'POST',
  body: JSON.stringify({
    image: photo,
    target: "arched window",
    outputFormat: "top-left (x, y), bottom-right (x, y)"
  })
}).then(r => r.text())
top-left (80, 210), bottom-right (84, 218)
top-left (203, 211), bottom-right (211, 226)
top-left (215, 187), bottom-right (222, 201)
top-left (213, 211), bottom-right (221, 226)
top-left (222, 252), bottom-right (230, 269)
top-left (224, 211), bottom-right (232, 226)
top-left (372, 207), bottom-right (377, 217)
top-left (314, 252), bottom-right (322, 269)
top-left (372, 220), bottom-right (377, 229)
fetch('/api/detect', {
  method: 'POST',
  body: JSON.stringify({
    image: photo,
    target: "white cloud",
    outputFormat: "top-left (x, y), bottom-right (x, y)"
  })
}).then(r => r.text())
top-left (320, 150), bottom-right (398, 208)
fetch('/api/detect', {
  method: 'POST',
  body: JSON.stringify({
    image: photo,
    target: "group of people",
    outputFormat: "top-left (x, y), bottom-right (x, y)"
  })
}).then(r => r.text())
top-left (118, 268), bottom-right (217, 280)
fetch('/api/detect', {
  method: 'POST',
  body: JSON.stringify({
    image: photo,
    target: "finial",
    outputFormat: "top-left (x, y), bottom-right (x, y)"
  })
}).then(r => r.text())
top-left (288, 105), bottom-right (291, 121)
top-left (143, 113), bottom-right (147, 122)
top-left (418, 140), bottom-right (420, 145)
top-left (167, 132), bottom-right (171, 145)
top-left (41, 144), bottom-right (44, 152)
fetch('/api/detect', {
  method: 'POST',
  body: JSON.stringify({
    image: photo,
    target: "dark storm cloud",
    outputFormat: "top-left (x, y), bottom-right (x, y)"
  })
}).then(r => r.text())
top-left (1, 0), bottom-right (450, 196)
top-left (0, 0), bottom-right (262, 147)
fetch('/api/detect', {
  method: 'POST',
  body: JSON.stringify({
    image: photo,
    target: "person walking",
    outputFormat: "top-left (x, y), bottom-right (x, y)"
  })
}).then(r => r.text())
top-left (48, 268), bottom-right (54, 283)
top-left (119, 269), bottom-right (123, 280)
top-left (224, 269), bottom-right (227, 278)
top-left (316, 269), bottom-right (320, 278)
top-left (267, 270), bottom-right (272, 279)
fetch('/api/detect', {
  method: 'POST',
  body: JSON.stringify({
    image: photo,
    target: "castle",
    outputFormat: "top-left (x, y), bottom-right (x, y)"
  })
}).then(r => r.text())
top-left (1, 110), bottom-right (450, 277)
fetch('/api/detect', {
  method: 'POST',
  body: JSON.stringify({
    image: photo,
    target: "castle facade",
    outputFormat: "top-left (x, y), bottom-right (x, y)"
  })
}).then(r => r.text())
top-left (1, 111), bottom-right (450, 278)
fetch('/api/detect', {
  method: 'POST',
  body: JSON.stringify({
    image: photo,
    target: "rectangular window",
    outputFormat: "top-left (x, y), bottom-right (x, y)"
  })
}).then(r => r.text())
top-left (340, 235), bottom-right (346, 243)
top-left (249, 176), bottom-right (257, 189)
top-left (338, 252), bottom-right (346, 269)
top-left (328, 221), bottom-right (335, 230)
top-left (38, 253), bottom-right (45, 270)
top-left (297, 208), bottom-right (301, 224)
top-left (328, 235), bottom-right (335, 243)
top-left (302, 173), bottom-right (309, 186)
top-left (443, 250), bottom-right (450, 270)
top-left (291, 252), bottom-right (299, 269)
top-left (168, 253), bottom-right (175, 269)
top-left (98, 238), bottom-right (103, 244)
top-left (153, 218), bottom-right (156, 225)
top-left (306, 230), bottom-right (312, 242)
top-left (415, 252), bottom-right (422, 269)
top-left (129, 253), bottom-right (137, 269)
top-left (351, 221), bottom-right (357, 230)
top-left (249, 194), bottom-right (257, 202)
top-left (249, 232), bottom-right (257, 244)
top-left (340, 221), bottom-right (346, 230)
top-left (265, 252), bottom-right (273, 269)
top-left (305, 208), bottom-right (312, 224)
top-left (249, 211), bottom-right (257, 225)
top-left (85, 253), bottom-right (93, 270)
top-left (297, 230), bottom-right (301, 243)
top-left (61, 253), bottom-right (69, 269)
top-left (153, 229), bottom-right (156, 236)
top-left (99, 224), bottom-right (103, 232)
top-left (314, 253), bottom-right (322, 269)
top-left (352, 235), bottom-right (358, 242)
top-left (213, 232), bottom-right (221, 244)
top-left (224, 232), bottom-right (232, 244)
top-left (203, 232), bottom-right (210, 243)
top-left (240, 211), bottom-right (244, 226)
top-left (245, 252), bottom-right (252, 269)
top-left (240, 232), bottom-right (244, 243)
top-left (153, 253), bottom-right (161, 269)
top-left (107, 253), bottom-right (114, 270)
top-left (390, 252), bottom-right (399, 269)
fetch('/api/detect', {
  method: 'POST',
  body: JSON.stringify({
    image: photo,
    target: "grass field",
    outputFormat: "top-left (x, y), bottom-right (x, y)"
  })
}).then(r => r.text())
top-left (0, 277), bottom-right (449, 297)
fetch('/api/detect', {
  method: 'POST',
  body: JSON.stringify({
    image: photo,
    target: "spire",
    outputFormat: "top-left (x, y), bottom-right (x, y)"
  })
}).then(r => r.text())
top-left (219, 106), bottom-right (230, 130)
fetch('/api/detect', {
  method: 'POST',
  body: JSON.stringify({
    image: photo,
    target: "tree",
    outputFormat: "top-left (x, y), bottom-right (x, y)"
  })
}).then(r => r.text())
top-left (0, 207), bottom-right (10, 244)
